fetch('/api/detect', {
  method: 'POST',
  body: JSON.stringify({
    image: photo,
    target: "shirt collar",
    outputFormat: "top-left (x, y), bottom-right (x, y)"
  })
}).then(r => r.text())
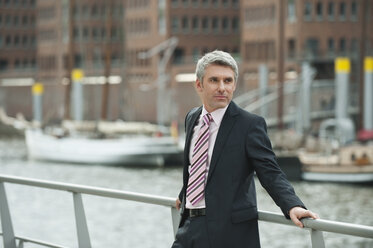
top-left (201, 104), bottom-right (229, 127)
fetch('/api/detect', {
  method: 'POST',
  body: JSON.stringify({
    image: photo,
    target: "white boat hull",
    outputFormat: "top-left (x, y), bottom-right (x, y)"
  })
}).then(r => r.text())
top-left (302, 172), bottom-right (373, 183)
top-left (25, 129), bottom-right (182, 166)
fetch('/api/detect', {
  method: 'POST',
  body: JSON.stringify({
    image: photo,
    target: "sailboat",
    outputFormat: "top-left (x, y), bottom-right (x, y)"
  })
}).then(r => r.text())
top-left (25, 121), bottom-right (183, 166)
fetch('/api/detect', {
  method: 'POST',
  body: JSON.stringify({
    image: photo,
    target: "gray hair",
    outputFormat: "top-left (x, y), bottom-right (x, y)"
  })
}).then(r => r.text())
top-left (195, 50), bottom-right (239, 83)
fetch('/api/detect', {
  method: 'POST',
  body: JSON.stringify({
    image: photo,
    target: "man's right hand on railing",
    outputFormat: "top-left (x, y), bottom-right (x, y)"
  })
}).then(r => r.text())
top-left (175, 198), bottom-right (181, 210)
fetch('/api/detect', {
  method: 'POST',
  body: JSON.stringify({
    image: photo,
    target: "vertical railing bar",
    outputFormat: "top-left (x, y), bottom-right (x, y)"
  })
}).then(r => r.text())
top-left (170, 207), bottom-right (180, 238)
top-left (17, 240), bottom-right (24, 248)
top-left (310, 229), bottom-right (325, 248)
top-left (0, 182), bottom-right (17, 248)
top-left (72, 192), bottom-right (92, 248)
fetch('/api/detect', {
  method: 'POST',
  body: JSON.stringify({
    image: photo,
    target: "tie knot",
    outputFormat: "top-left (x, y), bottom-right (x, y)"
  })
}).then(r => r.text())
top-left (203, 113), bottom-right (212, 126)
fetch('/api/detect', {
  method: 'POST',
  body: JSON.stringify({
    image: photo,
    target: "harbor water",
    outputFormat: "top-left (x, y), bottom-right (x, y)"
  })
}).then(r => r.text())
top-left (0, 138), bottom-right (372, 248)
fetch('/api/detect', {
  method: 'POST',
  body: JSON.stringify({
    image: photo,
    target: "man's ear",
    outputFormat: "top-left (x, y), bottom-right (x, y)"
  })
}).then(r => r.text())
top-left (196, 78), bottom-right (203, 92)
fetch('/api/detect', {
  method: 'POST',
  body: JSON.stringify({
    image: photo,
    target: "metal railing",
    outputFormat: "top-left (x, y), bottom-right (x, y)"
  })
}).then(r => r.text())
top-left (1, 174), bottom-right (372, 248)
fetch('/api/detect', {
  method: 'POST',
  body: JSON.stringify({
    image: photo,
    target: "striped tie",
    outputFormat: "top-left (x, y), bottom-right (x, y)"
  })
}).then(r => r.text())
top-left (186, 113), bottom-right (212, 206)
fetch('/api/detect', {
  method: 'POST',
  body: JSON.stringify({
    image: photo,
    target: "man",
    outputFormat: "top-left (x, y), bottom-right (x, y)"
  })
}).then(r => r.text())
top-left (171, 50), bottom-right (318, 248)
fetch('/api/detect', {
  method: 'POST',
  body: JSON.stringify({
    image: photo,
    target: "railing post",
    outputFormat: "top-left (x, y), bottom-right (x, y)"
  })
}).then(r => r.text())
top-left (72, 192), bottom-right (92, 248)
top-left (0, 182), bottom-right (17, 248)
top-left (170, 207), bottom-right (180, 238)
top-left (310, 229), bottom-right (325, 248)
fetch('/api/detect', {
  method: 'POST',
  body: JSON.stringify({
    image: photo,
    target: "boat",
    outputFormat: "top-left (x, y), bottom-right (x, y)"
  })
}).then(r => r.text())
top-left (25, 126), bottom-right (183, 166)
top-left (298, 144), bottom-right (373, 183)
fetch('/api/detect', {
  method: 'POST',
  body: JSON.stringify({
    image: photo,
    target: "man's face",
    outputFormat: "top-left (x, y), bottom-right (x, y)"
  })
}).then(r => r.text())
top-left (196, 64), bottom-right (236, 113)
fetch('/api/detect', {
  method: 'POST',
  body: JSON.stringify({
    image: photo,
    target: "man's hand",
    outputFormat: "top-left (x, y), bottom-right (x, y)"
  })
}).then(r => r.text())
top-left (289, 207), bottom-right (319, 228)
top-left (175, 198), bottom-right (181, 210)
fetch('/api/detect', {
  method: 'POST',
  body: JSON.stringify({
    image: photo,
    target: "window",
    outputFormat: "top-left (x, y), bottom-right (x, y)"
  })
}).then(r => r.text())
top-left (22, 59), bottom-right (28, 68)
top-left (171, 17), bottom-right (180, 33)
top-left (288, 39), bottom-right (296, 58)
top-left (0, 59), bottom-right (9, 71)
top-left (171, 0), bottom-right (178, 7)
top-left (22, 35), bottom-right (28, 46)
top-left (351, 38), bottom-right (358, 53)
top-left (192, 16), bottom-right (199, 32)
top-left (351, 1), bottom-right (357, 21)
top-left (182, 16), bottom-right (189, 32)
top-left (306, 38), bottom-right (319, 56)
top-left (316, 2), bottom-right (323, 20)
top-left (304, 1), bottom-right (312, 21)
top-left (13, 16), bottom-right (19, 26)
top-left (287, 0), bottom-right (296, 22)
top-left (14, 59), bottom-right (21, 69)
top-left (22, 15), bottom-right (27, 25)
top-left (5, 35), bottom-right (11, 46)
top-left (339, 38), bottom-right (346, 53)
top-left (83, 27), bottom-right (89, 40)
top-left (192, 47), bottom-right (199, 61)
top-left (232, 0), bottom-right (239, 8)
top-left (328, 2), bottom-right (334, 20)
top-left (212, 0), bottom-right (218, 7)
top-left (212, 17), bottom-right (218, 33)
top-left (5, 15), bottom-right (11, 26)
top-left (232, 17), bottom-right (239, 33)
top-left (328, 38), bottom-right (334, 53)
top-left (202, 17), bottom-right (208, 32)
top-left (191, 0), bottom-right (198, 7)
top-left (222, 0), bottom-right (228, 7)
top-left (222, 17), bottom-right (229, 33)
top-left (202, 0), bottom-right (208, 7)
top-left (339, 2), bottom-right (346, 20)
top-left (173, 48), bottom-right (184, 64)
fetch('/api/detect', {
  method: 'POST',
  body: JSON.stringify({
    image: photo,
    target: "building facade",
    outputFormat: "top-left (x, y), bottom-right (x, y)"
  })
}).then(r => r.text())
top-left (124, 0), bottom-right (240, 123)
top-left (240, 0), bottom-right (373, 90)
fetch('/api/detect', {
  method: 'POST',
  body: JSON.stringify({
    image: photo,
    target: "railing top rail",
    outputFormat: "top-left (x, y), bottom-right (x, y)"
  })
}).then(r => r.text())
top-left (0, 174), bottom-right (175, 207)
top-left (0, 233), bottom-right (69, 248)
top-left (1, 174), bottom-right (372, 239)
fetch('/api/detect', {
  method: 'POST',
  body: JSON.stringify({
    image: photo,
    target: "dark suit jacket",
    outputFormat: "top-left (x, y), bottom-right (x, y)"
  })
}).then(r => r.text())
top-left (178, 101), bottom-right (305, 248)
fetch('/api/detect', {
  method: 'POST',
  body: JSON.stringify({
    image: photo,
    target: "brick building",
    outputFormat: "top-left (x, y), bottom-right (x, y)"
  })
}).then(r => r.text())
top-left (240, 0), bottom-right (373, 90)
top-left (124, 0), bottom-right (240, 123)
top-left (0, 0), bottom-right (37, 119)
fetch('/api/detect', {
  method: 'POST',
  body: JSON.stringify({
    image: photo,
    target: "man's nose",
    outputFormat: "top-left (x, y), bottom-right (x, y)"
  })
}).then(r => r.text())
top-left (217, 80), bottom-right (225, 91)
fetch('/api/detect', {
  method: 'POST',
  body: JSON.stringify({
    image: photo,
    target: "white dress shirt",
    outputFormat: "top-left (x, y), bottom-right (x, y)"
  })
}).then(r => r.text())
top-left (186, 104), bottom-right (229, 209)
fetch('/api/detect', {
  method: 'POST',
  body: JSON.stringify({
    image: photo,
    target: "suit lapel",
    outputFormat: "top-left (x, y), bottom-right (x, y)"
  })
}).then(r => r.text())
top-left (207, 102), bottom-right (238, 184)
top-left (184, 107), bottom-right (202, 166)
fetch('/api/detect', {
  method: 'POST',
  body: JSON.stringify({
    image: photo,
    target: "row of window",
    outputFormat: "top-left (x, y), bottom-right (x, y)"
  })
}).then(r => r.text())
top-left (244, 5), bottom-right (275, 26)
top-left (0, 14), bottom-right (36, 27)
top-left (0, 57), bottom-right (36, 71)
top-left (73, 26), bottom-right (122, 42)
top-left (171, 16), bottom-right (239, 34)
top-left (0, 34), bottom-right (35, 48)
top-left (305, 37), bottom-right (359, 55)
top-left (72, 3), bottom-right (123, 19)
top-left (127, 19), bottom-right (150, 35)
top-left (243, 36), bottom-right (362, 62)
top-left (127, 0), bottom-right (150, 9)
top-left (303, 0), bottom-right (359, 22)
top-left (244, 41), bottom-right (276, 62)
top-left (171, 0), bottom-right (239, 8)
top-left (0, 0), bottom-right (35, 7)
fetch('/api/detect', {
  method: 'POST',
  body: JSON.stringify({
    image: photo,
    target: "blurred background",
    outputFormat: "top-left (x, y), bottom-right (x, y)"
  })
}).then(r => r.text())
top-left (0, 0), bottom-right (372, 247)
